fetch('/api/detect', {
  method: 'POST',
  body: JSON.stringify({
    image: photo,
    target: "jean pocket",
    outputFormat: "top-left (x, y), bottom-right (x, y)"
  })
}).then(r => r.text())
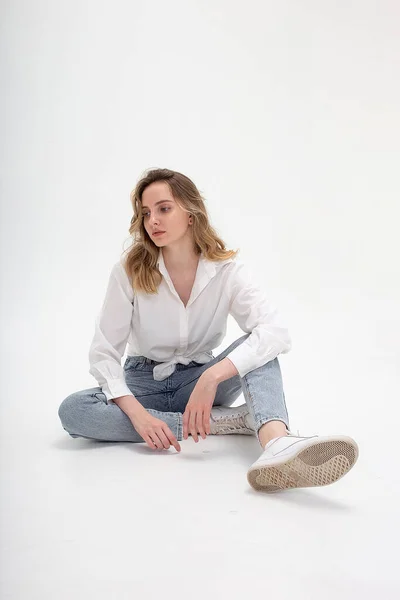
top-left (124, 356), bottom-right (143, 372)
top-left (94, 391), bottom-right (107, 403)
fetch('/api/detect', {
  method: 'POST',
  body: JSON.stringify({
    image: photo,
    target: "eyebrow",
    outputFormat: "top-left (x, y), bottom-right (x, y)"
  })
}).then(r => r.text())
top-left (141, 200), bottom-right (173, 209)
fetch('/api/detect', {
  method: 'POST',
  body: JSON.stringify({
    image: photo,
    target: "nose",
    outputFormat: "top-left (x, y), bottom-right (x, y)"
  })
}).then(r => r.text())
top-left (149, 214), bottom-right (159, 226)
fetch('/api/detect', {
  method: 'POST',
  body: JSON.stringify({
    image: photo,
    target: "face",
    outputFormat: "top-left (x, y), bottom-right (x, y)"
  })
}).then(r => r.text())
top-left (141, 181), bottom-right (192, 246)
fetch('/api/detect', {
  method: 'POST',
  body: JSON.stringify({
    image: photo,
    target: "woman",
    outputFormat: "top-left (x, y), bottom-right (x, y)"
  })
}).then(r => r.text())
top-left (58, 167), bottom-right (359, 493)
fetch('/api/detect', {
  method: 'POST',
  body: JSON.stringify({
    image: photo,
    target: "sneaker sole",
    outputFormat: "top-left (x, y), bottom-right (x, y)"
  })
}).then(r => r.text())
top-left (247, 436), bottom-right (359, 492)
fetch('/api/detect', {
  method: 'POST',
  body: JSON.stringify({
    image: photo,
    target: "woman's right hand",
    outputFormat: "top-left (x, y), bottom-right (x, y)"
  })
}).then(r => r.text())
top-left (130, 409), bottom-right (181, 452)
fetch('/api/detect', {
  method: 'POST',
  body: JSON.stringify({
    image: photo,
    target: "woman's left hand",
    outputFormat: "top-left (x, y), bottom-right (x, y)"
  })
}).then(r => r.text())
top-left (182, 376), bottom-right (218, 442)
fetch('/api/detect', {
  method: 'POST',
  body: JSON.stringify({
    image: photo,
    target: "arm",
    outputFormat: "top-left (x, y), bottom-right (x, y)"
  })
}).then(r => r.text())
top-left (113, 394), bottom-right (146, 419)
top-left (204, 261), bottom-right (292, 383)
top-left (88, 260), bottom-right (139, 406)
top-left (201, 357), bottom-right (239, 385)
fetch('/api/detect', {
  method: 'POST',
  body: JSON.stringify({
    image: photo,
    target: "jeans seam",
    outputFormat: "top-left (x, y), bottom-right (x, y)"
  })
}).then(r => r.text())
top-left (241, 371), bottom-right (289, 444)
top-left (176, 413), bottom-right (183, 441)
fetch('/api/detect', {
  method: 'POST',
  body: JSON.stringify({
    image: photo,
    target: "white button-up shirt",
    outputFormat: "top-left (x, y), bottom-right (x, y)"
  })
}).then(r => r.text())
top-left (88, 248), bottom-right (292, 403)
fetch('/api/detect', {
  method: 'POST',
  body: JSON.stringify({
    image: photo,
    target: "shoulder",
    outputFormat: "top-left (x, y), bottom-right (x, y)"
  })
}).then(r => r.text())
top-left (109, 258), bottom-right (127, 278)
top-left (221, 258), bottom-right (266, 298)
top-left (221, 256), bottom-right (256, 280)
top-left (110, 259), bottom-right (135, 292)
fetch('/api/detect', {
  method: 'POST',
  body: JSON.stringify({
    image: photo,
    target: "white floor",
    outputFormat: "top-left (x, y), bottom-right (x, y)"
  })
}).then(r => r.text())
top-left (1, 348), bottom-right (399, 600)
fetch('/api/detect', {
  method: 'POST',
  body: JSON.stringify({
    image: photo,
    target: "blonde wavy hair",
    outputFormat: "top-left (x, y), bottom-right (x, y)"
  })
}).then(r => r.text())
top-left (121, 168), bottom-right (239, 294)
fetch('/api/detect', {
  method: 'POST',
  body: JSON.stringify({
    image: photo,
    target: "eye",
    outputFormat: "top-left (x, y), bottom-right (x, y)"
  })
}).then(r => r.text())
top-left (142, 207), bottom-right (170, 218)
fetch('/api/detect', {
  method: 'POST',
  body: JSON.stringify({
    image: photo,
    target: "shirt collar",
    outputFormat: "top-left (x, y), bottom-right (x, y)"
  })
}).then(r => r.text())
top-left (157, 246), bottom-right (234, 272)
top-left (156, 247), bottom-right (234, 307)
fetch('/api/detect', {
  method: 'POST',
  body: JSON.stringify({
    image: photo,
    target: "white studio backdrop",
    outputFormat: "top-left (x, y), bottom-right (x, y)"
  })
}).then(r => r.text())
top-left (0, 1), bottom-right (399, 599)
top-left (1, 0), bottom-right (398, 436)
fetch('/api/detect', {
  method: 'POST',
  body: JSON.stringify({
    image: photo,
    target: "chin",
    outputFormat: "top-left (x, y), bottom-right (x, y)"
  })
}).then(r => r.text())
top-left (153, 232), bottom-right (170, 243)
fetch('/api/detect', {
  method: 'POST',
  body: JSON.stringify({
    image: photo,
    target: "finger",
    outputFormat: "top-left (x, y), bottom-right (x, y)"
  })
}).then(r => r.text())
top-left (149, 431), bottom-right (163, 450)
top-left (189, 411), bottom-right (199, 443)
top-left (196, 411), bottom-right (207, 440)
top-left (204, 408), bottom-right (211, 435)
top-left (163, 426), bottom-right (181, 452)
top-left (143, 433), bottom-right (160, 450)
top-left (157, 428), bottom-right (171, 450)
top-left (182, 411), bottom-right (189, 440)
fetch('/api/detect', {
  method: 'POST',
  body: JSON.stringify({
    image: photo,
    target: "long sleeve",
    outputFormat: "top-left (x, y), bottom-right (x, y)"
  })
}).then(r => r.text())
top-left (88, 261), bottom-right (135, 404)
top-left (225, 262), bottom-right (292, 377)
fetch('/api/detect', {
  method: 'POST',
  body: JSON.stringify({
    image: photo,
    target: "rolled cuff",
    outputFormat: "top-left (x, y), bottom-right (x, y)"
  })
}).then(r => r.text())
top-left (102, 378), bottom-right (134, 405)
top-left (226, 345), bottom-right (283, 379)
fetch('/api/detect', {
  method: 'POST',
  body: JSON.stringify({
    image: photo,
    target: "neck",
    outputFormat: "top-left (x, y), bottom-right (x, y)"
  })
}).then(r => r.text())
top-left (161, 241), bottom-right (200, 272)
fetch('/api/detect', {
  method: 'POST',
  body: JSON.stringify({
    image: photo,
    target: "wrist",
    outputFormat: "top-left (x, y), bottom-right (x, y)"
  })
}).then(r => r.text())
top-left (200, 368), bottom-right (220, 386)
top-left (113, 394), bottom-right (145, 419)
top-left (201, 357), bottom-right (239, 385)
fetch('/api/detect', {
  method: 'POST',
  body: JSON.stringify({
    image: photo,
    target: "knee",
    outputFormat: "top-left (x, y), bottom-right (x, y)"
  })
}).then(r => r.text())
top-left (58, 392), bottom-right (82, 430)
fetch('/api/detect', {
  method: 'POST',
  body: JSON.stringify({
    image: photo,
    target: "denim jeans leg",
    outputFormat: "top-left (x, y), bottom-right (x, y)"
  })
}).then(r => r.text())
top-left (171, 333), bottom-right (291, 444)
top-left (239, 357), bottom-right (291, 444)
top-left (58, 387), bottom-right (183, 442)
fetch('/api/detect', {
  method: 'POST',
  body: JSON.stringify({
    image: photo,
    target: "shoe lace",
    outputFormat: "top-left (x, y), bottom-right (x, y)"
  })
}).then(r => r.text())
top-left (212, 411), bottom-right (251, 433)
top-left (288, 428), bottom-right (301, 437)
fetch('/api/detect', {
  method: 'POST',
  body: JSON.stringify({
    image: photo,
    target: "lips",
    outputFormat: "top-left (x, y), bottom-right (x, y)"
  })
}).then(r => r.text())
top-left (153, 231), bottom-right (165, 236)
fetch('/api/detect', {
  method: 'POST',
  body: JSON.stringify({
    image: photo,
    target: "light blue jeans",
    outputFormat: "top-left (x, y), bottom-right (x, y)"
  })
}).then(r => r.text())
top-left (58, 333), bottom-right (290, 445)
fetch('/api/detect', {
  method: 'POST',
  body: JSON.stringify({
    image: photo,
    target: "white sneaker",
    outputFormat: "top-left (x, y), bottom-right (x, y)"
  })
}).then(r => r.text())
top-left (247, 431), bottom-right (359, 492)
top-left (209, 404), bottom-right (255, 435)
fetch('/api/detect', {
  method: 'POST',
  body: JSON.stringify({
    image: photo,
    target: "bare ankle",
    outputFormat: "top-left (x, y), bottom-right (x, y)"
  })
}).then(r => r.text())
top-left (258, 420), bottom-right (288, 448)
